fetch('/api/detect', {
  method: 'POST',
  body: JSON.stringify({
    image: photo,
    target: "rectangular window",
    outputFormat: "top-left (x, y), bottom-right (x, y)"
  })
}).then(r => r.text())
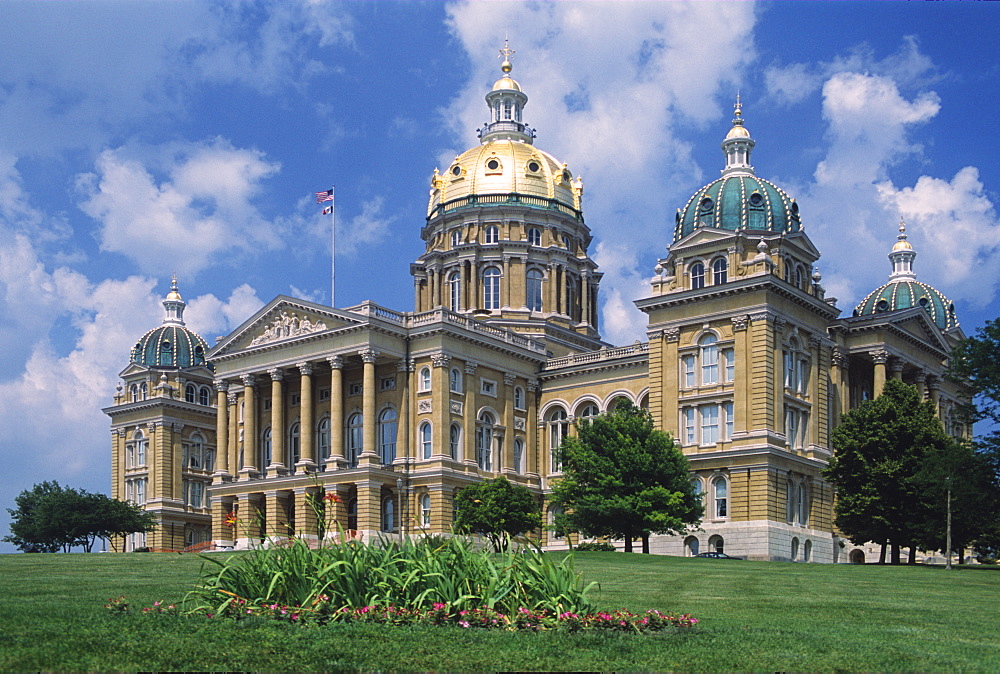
top-left (318, 387), bottom-right (331, 402)
top-left (724, 402), bottom-right (734, 440)
top-left (136, 441), bottom-right (146, 466)
top-left (723, 348), bottom-right (735, 382)
top-left (290, 393), bottom-right (301, 406)
top-left (480, 378), bottom-right (497, 397)
top-left (700, 405), bottom-right (719, 445)
top-left (784, 352), bottom-right (795, 389)
top-left (126, 444), bottom-right (134, 469)
top-left (348, 382), bottom-right (362, 397)
top-left (380, 376), bottom-right (396, 392)
top-left (797, 358), bottom-right (809, 394)
top-left (682, 355), bottom-right (696, 388)
top-left (701, 345), bottom-right (719, 385)
top-left (683, 408), bottom-right (696, 445)
top-left (263, 398), bottom-right (272, 411)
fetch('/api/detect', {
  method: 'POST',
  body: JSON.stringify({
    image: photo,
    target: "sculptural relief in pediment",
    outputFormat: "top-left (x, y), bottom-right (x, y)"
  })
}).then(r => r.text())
top-left (249, 310), bottom-right (328, 347)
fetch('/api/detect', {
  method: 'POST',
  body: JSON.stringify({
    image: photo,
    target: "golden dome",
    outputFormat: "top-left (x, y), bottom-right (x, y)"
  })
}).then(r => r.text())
top-left (891, 239), bottom-right (913, 251)
top-left (428, 139), bottom-right (579, 216)
top-left (165, 274), bottom-right (183, 301)
top-left (492, 75), bottom-right (521, 92)
top-left (726, 124), bottom-right (751, 139)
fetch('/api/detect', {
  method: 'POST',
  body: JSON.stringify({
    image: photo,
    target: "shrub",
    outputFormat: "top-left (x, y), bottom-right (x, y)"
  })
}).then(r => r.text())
top-left (574, 541), bottom-right (617, 552)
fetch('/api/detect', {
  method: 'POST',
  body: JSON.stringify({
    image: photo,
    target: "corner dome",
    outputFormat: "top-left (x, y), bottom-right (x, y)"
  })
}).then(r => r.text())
top-left (130, 277), bottom-right (212, 369)
top-left (853, 221), bottom-right (959, 331)
top-left (673, 99), bottom-right (802, 243)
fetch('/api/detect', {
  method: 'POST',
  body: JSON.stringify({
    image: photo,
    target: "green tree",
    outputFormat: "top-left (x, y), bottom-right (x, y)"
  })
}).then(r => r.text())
top-left (551, 402), bottom-right (700, 553)
top-left (825, 378), bottom-right (952, 564)
top-left (4, 482), bottom-right (156, 553)
top-left (453, 477), bottom-right (542, 551)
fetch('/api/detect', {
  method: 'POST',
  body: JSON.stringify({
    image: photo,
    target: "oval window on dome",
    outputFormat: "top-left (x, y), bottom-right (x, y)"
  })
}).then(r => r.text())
top-left (791, 202), bottom-right (799, 215)
top-left (451, 165), bottom-right (462, 177)
top-left (749, 192), bottom-right (763, 206)
top-left (876, 299), bottom-right (889, 313)
top-left (918, 297), bottom-right (929, 307)
top-left (527, 160), bottom-right (541, 173)
top-left (161, 340), bottom-right (171, 350)
top-left (563, 170), bottom-right (571, 182)
top-left (700, 197), bottom-right (714, 211)
top-left (486, 158), bottom-right (501, 171)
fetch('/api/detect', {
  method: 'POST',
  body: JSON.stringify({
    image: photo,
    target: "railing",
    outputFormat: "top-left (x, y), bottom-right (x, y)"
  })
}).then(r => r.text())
top-left (428, 192), bottom-right (583, 223)
top-left (544, 342), bottom-right (649, 370)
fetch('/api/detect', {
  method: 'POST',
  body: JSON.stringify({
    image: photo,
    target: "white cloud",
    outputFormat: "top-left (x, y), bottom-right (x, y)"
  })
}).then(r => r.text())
top-left (336, 196), bottom-right (397, 257)
top-left (186, 283), bottom-right (266, 340)
top-left (877, 168), bottom-right (1000, 308)
top-left (444, 0), bottom-right (758, 343)
top-left (77, 139), bottom-right (283, 278)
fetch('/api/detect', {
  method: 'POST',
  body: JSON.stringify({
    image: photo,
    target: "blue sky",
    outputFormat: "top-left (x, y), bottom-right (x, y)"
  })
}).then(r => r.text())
top-left (2, 1), bottom-right (998, 550)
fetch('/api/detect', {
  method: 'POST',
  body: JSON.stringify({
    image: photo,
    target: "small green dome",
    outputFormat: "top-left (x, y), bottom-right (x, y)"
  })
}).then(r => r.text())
top-left (130, 324), bottom-right (210, 369)
top-left (854, 280), bottom-right (958, 331)
top-left (674, 174), bottom-right (801, 243)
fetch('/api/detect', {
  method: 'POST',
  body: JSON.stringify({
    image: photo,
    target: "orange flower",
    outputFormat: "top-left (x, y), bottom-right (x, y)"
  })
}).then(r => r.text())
top-left (323, 492), bottom-right (341, 503)
top-left (224, 511), bottom-right (238, 527)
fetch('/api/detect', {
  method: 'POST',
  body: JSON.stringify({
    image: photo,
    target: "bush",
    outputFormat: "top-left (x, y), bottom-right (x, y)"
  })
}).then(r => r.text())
top-left (574, 541), bottom-right (617, 552)
top-left (186, 535), bottom-right (597, 618)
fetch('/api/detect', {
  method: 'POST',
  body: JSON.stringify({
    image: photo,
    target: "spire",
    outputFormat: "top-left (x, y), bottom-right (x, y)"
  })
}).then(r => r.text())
top-left (162, 274), bottom-right (187, 326)
top-left (721, 94), bottom-right (755, 176)
top-left (888, 217), bottom-right (917, 281)
top-left (479, 40), bottom-right (535, 144)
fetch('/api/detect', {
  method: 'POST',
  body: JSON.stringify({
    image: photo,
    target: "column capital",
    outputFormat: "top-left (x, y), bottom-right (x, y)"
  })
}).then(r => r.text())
top-left (927, 375), bottom-right (941, 391)
top-left (431, 353), bottom-right (452, 368)
top-left (240, 374), bottom-right (256, 387)
top-left (731, 315), bottom-right (749, 332)
top-left (663, 326), bottom-right (681, 343)
top-left (268, 367), bottom-right (284, 381)
top-left (297, 362), bottom-right (314, 376)
top-left (913, 371), bottom-right (927, 384)
top-left (397, 358), bottom-right (415, 373)
top-left (214, 379), bottom-right (230, 392)
top-left (890, 357), bottom-right (905, 375)
top-left (503, 373), bottom-right (517, 387)
top-left (360, 348), bottom-right (379, 364)
top-left (328, 355), bottom-right (344, 370)
top-left (464, 360), bottom-right (479, 375)
top-left (227, 393), bottom-right (238, 406)
top-left (831, 346), bottom-right (848, 369)
top-left (870, 349), bottom-right (889, 365)
top-left (526, 378), bottom-right (539, 393)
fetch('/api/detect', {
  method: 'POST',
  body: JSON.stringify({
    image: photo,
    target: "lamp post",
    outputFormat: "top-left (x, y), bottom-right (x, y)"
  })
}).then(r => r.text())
top-left (945, 475), bottom-right (953, 571)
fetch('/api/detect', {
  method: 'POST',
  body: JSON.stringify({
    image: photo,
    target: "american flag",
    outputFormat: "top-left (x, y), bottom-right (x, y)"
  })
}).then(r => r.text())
top-left (316, 189), bottom-right (333, 203)
top-left (322, 206), bottom-right (333, 215)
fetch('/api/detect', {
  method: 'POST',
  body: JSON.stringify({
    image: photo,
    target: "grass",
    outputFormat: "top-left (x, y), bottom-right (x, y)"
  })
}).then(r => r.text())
top-left (1, 550), bottom-right (998, 671)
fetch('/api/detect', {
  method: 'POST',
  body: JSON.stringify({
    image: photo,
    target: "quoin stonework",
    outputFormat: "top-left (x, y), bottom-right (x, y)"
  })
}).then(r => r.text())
top-left (105, 47), bottom-right (968, 563)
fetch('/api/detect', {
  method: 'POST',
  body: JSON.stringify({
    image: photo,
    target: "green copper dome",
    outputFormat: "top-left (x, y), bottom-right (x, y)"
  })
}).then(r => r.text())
top-left (673, 100), bottom-right (802, 244)
top-left (130, 277), bottom-right (212, 369)
top-left (674, 174), bottom-right (801, 243)
top-left (853, 222), bottom-right (959, 331)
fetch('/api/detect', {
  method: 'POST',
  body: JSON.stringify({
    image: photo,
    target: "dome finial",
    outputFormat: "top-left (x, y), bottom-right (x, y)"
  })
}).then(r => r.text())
top-left (734, 91), bottom-right (743, 121)
top-left (163, 274), bottom-right (186, 325)
top-left (499, 37), bottom-right (515, 75)
top-left (889, 217), bottom-right (916, 279)
top-left (721, 92), bottom-right (754, 175)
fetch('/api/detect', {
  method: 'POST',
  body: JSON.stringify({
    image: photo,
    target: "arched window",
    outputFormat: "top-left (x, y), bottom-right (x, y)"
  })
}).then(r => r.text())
top-left (476, 412), bottom-right (494, 471)
top-left (803, 539), bottom-right (812, 562)
top-left (450, 368), bottom-right (463, 393)
top-left (526, 268), bottom-right (544, 312)
top-left (684, 535), bottom-right (700, 557)
top-left (188, 433), bottom-right (204, 470)
top-left (418, 366), bottom-right (431, 392)
top-left (133, 429), bottom-right (147, 466)
top-left (566, 275), bottom-right (578, 321)
top-left (185, 384), bottom-right (197, 403)
top-left (798, 482), bottom-right (809, 526)
top-left (346, 413), bottom-right (363, 467)
top-left (699, 334), bottom-right (719, 384)
top-left (451, 230), bottom-right (461, 248)
top-left (449, 423), bottom-right (462, 460)
top-left (791, 537), bottom-right (800, 561)
top-left (420, 421), bottom-right (432, 460)
top-left (527, 227), bottom-right (541, 246)
top-left (690, 262), bottom-right (705, 290)
top-left (316, 417), bottom-right (331, 463)
top-left (503, 100), bottom-right (512, 120)
top-left (713, 477), bottom-right (728, 519)
top-left (287, 423), bottom-right (301, 467)
top-left (261, 427), bottom-right (272, 467)
top-left (709, 535), bottom-right (725, 554)
top-left (713, 257), bottom-right (728, 285)
top-left (130, 384), bottom-right (139, 403)
top-left (199, 386), bottom-right (211, 406)
top-left (379, 408), bottom-right (397, 464)
top-left (420, 493), bottom-right (432, 527)
top-left (577, 403), bottom-right (599, 424)
top-left (347, 497), bottom-right (358, 530)
top-left (484, 225), bottom-right (499, 244)
top-left (548, 407), bottom-right (568, 473)
top-left (513, 386), bottom-right (525, 410)
top-left (140, 382), bottom-right (148, 400)
top-left (513, 437), bottom-right (524, 474)
top-left (786, 478), bottom-right (798, 524)
top-left (483, 266), bottom-right (502, 310)
top-left (795, 265), bottom-right (805, 290)
top-left (448, 271), bottom-right (461, 312)
top-left (381, 497), bottom-right (395, 532)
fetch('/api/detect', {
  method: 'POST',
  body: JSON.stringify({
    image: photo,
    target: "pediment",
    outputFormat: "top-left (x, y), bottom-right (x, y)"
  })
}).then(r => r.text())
top-left (672, 227), bottom-right (735, 250)
top-left (209, 296), bottom-right (363, 357)
top-left (888, 311), bottom-right (948, 350)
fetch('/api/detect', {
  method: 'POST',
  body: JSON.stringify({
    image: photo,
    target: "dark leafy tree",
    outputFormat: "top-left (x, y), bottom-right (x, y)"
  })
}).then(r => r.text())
top-left (454, 477), bottom-right (542, 551)
top-left (3, 481), bottom-right (68, 552)
top-left (551, 402), bottom-right (701, 553)
top-left (825, 379), bottom-right (953, 564)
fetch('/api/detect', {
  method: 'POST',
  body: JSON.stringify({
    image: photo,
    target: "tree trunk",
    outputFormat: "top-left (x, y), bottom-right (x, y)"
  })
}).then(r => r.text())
top-left (890, 542), bottom-right (901, 565)
top-left (624, 536), bottom-right (633, 553)
top-left (907, 547), bottom-right (916, 564)
top-left (958, 547), bottom-right (966, 565)
top-left (879, 541), bottom-right (887, 564)
top-left (641, 534), bottom-right (650, 554)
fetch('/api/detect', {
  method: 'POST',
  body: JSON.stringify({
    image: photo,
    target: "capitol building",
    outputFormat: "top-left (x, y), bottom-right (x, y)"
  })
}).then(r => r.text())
top-left (105, 49), bottom-right (968, 563)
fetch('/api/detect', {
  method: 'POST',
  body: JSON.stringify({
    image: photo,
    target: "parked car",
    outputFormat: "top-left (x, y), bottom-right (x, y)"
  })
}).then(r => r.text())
top-left (695, 551), bottom-right (740, 559)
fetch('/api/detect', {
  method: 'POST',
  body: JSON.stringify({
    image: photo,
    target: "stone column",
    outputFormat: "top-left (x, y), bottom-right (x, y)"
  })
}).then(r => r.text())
top-left (214, 379), bottom-right (230, 481)
top-left (772, 318), bottom-right (786, 435)
top-left (502, 255), bottom-right (512, 309)
top-left (236, 492), bottom-right (262, 548)
top-left (581, 271), bottom-right (591, 325)
top-left (297, 362), bottom-right (315, 473)
top-left (359, 349), bottom-right (380, 465)
top-left (240, 374), bottom-right (257, 479)
top-left (928, 376), bottom-right (941, 416)
top-left (830, 347), bottom-right (849, 425)
top-left (268, 368), bottom-right (285, 475)
top-left (527, 379), bottom-right (539, 475)
top-left (263, 490), bottom-right (289, 540)
top-left (502, 373), bottom-right (516, 472)
top-left (809, 336), bottom-right (822, 448)
top-left (546, 263), bottom-right (557, 314)
top-left (871, 349), bottom-right (889, 397)
top-left (396, 359), bottom-right (412, 465)
top-left (432, 353), bottom-right (451, 459)
top-left (212, 496), bottom-right (235, 548)
top-left (327, 356), bottom-right (345, 469)
top-left (890, 357), bottom-right (904, 381)
top-left (356, 480), bottom-right (381, 536)
top-left (914, 371), bottom-right (927, 399)
top-left (294, 486), bottom-right (320, 544)
top-left (227, 390), bottom-right (239, 478)
top-left (663, 326), bottom-right (682, 439)
top-left (463, 361), bottom-right (478, 465)
top-left (414, 276), bottom-right (423, 313)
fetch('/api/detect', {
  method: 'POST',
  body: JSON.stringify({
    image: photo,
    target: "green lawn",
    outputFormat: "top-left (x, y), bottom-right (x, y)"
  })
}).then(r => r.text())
top-left (1, 551), bottom-right (998, 672)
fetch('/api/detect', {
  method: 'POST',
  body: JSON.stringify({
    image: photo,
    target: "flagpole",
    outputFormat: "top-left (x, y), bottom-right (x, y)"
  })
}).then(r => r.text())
top-left (330, 186), bottom-right (336, 308)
